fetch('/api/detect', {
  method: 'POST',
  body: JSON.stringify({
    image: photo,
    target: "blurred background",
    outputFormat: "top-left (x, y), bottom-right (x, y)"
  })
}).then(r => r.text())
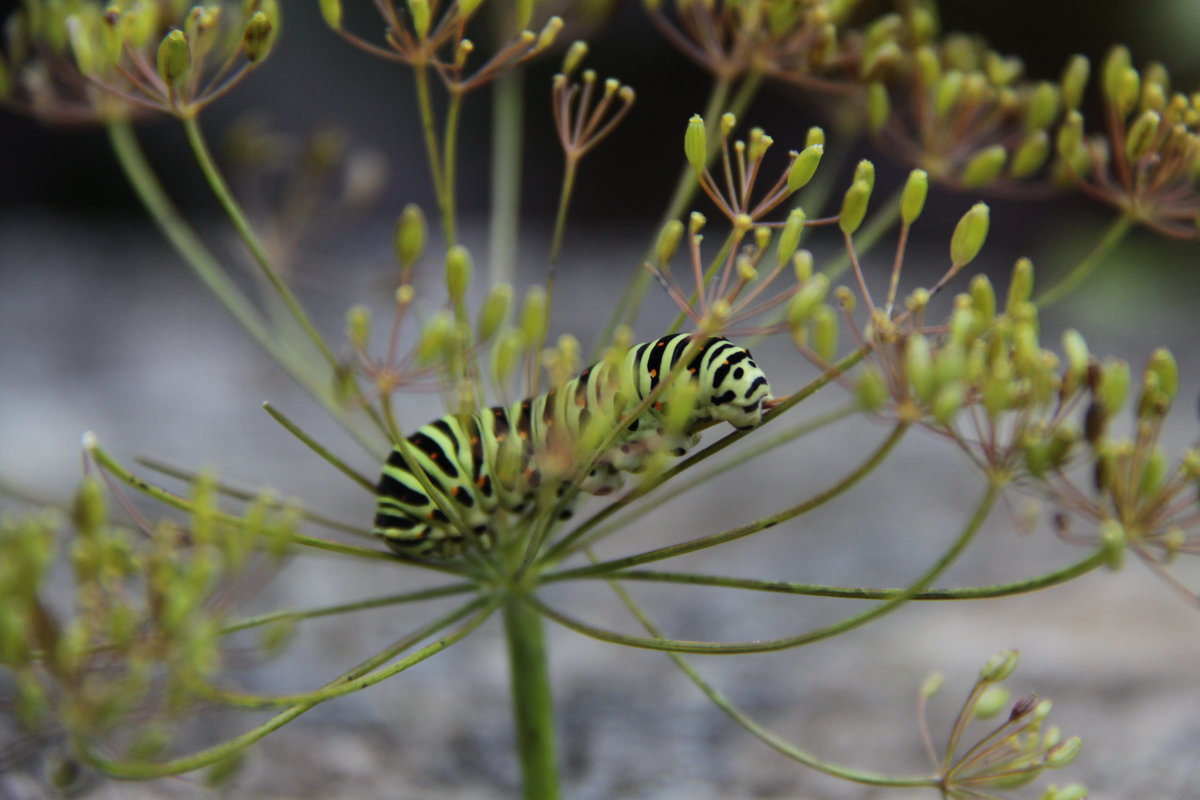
top-left (3, 2), bottom-right (1200, 799)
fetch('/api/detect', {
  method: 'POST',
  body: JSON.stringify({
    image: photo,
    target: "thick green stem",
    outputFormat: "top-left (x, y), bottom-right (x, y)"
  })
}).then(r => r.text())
top-left (1034, 214), bottom-right (1136, 307)
top-left (504, 595), bottom-right (560, 800)
top-left (490, 66), bottom-right (525, 285)
top-left (442, 88), bottom-right (464, 247)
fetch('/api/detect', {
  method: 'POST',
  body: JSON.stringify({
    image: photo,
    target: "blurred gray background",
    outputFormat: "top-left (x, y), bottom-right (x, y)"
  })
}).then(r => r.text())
top-left (3, 2), bottom-right (1200, 799)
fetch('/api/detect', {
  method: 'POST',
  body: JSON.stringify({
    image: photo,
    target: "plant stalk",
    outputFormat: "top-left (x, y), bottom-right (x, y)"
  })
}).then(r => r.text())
top-left (504, 595), bottom-right (560, 800)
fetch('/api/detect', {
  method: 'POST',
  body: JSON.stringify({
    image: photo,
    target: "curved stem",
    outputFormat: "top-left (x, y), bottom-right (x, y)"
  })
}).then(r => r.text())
top-left (601, 569), bottom-right (938, 788)
top-left (550, 422), bottom-right (907, 577)
top-left (504, 594), bottom-right (560, 800)
top-left (557, 547), bottom-right (1108, 600)
top-left (261, 402), bottom-right (376, 493)
top-left (549, 157), bottom-right (578, 264)
top-left (413, 63), bottom-right (451, 245)
top-left (1034, 214), bottom-right (1136, 308)
top-left (74, 597), bottom-right (498, 776)
top-left (529, 484), bottom-right (998, 654)
top-left (490, 66), bottom-right (525, 285)
top-left (180, 114), bottom-right (339, 370)
top-left (441, 88), bottom-right (464, 246)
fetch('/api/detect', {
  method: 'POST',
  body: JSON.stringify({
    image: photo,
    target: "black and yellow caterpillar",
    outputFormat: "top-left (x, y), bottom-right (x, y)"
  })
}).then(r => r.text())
top-left (373, 334), bottom-right (773, 558)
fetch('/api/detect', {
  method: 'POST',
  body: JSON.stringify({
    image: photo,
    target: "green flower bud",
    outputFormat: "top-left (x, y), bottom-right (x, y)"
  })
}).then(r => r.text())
top-left (979, 649), bottom-right (1020, 682)
top-left (416, 311), bottom-right (455, 365)
top-left (536, 16), bottom-right (563, 51)
top-left (856, 367), bottom-right (888, 411)
top-left (684, 114), bottom-right (707, 173)
top-left (1006, 257), bottom-right (1034, 311)
top-left (920, 671), bottom-right (944, 698)
top-left (932, 382), bottom-right (965, 424)
top-left (156, 28), bottom-right (190, 88)
top-left (861, 41), bottom-right (901, 80)
top-left (792, 249), bottom-right (813, 282)
top-left (1048, 425), bottom-right (1077, 469)
top-left (915, 45), bottom-right (941, 85)
top-left (72, 476), bottom-right (106, 535)
top-left (1010, 131), bottom-right (1051, 178)
top-left (719, 111), bottom-right (737, 137)
top-left (838, 179), bottom-right (872, 236)
top-left (1139, 447), bottom-right (1168, 497)
top-left (394, 204), bottom-right (426, 269)
top-left (1061, 55), bottom-right (1090, 110)
top-left (1022, 428), bottom-right (1052, 478)
top-left (445, 245), bottom-right (472, 305)
top-left (787, 274), bottom-right (829, 329)
top-left (1125, 110), bottom-right (1161, 162)
top-left (490, 327), bottom-right (524, 388)
top-left (788, 144), bottom-right (823, 193)
top-left (746, 127), bottom-right (771, 163)
top-left (241, 11), bottom-right (275, 64)
top-left (805, 126), bottom-right (825, 148)
top-left (935, 69), bottom-right (964, 117)
top-left (318, 0), bottom-right (342, 29)
top-left (408, 0), bottom-right (431, 39)
top-left (1099, 518), bottom-right (1125, 570)
top-left (974, 685), bottom-right (1012, 719)
top-left (812, 305), bottom-right (838, 361)
top-left (900, 169), bottom-right (928, 225)
top-left (1115, 67), bottom-right (1141, 117)
top-left (1098, 357), bottom-right (1130, 416)
top-left (689, 211), bottom-right (706, 236)
top-left (1147, 347), bottom-right (1178, 399)
top-left (345, 304), bottom-right (370, 349)
top-left (1062, 329), bottom-right (1089, 391)
top-left (1103, 46), bottom-right (1132, 107)
top-left (1056, 111), bottom-right (1085, 160)
top-left (185, 6), bottom-right (221, 62)
top-left (776, 208), bottom-right (806, 268)
top-left (655, 219), bottom-right (684, 266)
top-left (950, 203), bottom-right (990, 267)
top-left (519, 286), bottom-right (548, 344)
top-left (961, 145), bottom-right (1007, 188)
top-left (66, 15), bottom-right (99, 76)
top-left (1045, 783), bottom-right (1089, 800)
top-left (967, 274), bottom-right (995, 323)
top-left (866, 81), bottom-right (890, 132)
top-left (1026, 81), bottom-right (1062, 130)
top-left (905, 335), bottom-right (935, 403)
top-left (852, 159), bottom-right (876, 192)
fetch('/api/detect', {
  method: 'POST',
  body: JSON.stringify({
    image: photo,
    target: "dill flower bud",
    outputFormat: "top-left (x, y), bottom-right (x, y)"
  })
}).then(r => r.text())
top-left (856, 367), bottom-right (888, 412)
top-left (562, 41), bottom-right (588, 76)
top-left (394, 204), bottom-right (426, 269)
top-left (776, 209), bottom-right (806, 268)
top-left (866, 82), bottom-right (889, 133)
top-left (1006, 257), bottom-right (1034, 311)
top-left (156, 29), bottom-right (190, 88)
top-left (241, 11), bottom-right (275, 64)
top-left (979, 649), bottom-right (1020, 682)
top-left (969, 274), bottom-right (996, 321)
top-left (345, 304), bottom-right (371, 349)
top-left (838, 179), bottom-right (872, 235)
top-left (656, 219), bottom-right (684, 265)
top-left (684, 114), bottom-right (707, 174)
top-left (961, 145), bottom-right (1007, 188)
top-left (811, 305), bottom-right (838, 361)
top-left (1010, 131), bottom-right (1051, 178)
top-left (319, 0), bottom-right (342, 30)
top-left (408, 0), bottom-right (431, 39)
top-left (1125, 110), bottom-right (1161, 162)
top-left (787, 274), bottom-right (829, 328)
top-left (950, 203), bottom-right (990, 267)
top-left (445, 245), bottom-right (472, 306)
top-left (1146, 348), bottom-right (1178, 399)
top-left (1097, 358), bottom-right (1130, 416)
top-left (1061, 55), bottom-right (1090, 110)
top-left (519, 286), bottom-right (548, 345)
top-left (787, 144), bottom-right (823, 193)
top-left (900, 169), bottom-right (928, 225)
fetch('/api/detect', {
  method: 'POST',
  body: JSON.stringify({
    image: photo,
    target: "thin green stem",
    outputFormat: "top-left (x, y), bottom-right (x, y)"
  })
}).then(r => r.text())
top-left (551, 418), bottom-right (905, 576)
top-left (105, 119), bottom-right (276, 363)
top-left (490, 66), bottom-right (525, 285)
top-left (822, 185), bottom-right (903, 282)
top-left (1034, 214), bottom-right (1136, 307)
top-left (504, 594), bottom-right (560, 800)
top-left (441, 88), bottom-right (464, 246)
top-left (413, 63), bottom-right (452, 245)
top-left (261, 402), bottom-right (376, 493)
top-left (74, 596), bottom-right (498, 776)
top-left (180, 114), bottom-right (339, 370)
top-left (561, 548), bottom-right (1108, 599)
top-left (600, 562), bottom-right (938, 788)
top-left (219, 581), bottom-right (477, 635)
top-left (549, 158), bottom-right (578, 264)
top-left (530, 483), bottom-right (998, 654)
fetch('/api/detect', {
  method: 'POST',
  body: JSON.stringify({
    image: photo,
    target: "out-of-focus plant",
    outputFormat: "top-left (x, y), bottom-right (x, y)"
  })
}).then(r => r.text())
top-left (2, 1), bottom-right (1198, 799)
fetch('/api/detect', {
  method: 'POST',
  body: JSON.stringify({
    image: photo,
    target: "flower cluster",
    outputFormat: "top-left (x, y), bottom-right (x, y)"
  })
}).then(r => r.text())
top-left (0, 0), bottom-right (278, 123)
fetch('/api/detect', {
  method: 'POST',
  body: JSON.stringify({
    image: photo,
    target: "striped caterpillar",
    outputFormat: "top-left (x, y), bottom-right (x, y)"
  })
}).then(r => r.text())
top-left (373, 334), bottom-right (772, 558)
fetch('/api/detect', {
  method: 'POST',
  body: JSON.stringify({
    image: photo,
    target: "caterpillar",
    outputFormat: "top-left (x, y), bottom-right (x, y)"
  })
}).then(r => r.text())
top-left (373, 334), bottom-right (773, 558)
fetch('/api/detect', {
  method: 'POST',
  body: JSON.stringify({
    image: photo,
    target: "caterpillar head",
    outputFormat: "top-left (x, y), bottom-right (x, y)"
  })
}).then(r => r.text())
top-left (704, 345), bottom-right (772, 431)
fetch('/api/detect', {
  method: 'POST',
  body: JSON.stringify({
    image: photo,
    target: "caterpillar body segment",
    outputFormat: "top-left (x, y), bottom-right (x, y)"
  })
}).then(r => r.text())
top-left (373, 334), bottom-right (773, 558)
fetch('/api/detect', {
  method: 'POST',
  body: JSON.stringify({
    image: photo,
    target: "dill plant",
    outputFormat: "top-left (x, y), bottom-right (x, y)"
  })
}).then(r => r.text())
top-left (1, 2), bottom-right (1198, 798)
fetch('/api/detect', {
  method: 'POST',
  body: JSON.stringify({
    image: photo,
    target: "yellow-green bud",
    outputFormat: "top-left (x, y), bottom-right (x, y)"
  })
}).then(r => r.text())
top-left (490, 327), bottom-right (524, 387)
top-left (66, 16), bottom-right (99, 76)
top-left (1147, 347), bottom-right (1178, 399)
top-left (793, 249), bottom-right (813, 282)
top-left (719, 111), bottom-right (737, 137)
top-left (905, 335), bottom-right (935, 403)
top-left (408, 0), bottom-right (431, 38)
top-left (72, 476), bottom-right (106, 535)
top-left (856, 367), bottom-right (888, 411)
top-left (935, 69), bottom-right (964, 117)
top-left (1026, 81), bottom-right (1062, 131)
top-left (394, 204), bottom-right (426, 269)
top-left (900, 169), bottom-right (928, 225)
top-left (979, 649), bottom-right (1020, 682)
top-left (866, 81), bottom-right (890, 132)
top-left (318, 0), bottom-right (342, 29)
top-left (1010, 131), bottom-right (1051, 178)
top-left (1056, 110), bottom-right (1085, 160)
top-left (969, 274), bottom-right (996, 322)
top-left (445, 245), bottom-right (472, 305)
top-left (1062, 329), bottom-right (1089, 390)
top-left (241, 11), bottom-right (275, 63)
top-left (1099, 518), bottom-right (1125, 570)
top-left (787, 143), bottom-right (823, 193)
top-left (1139, 446), bottom-right (1168, 497)
top-left (185, 6), bottom-right (220, 61)
top-left (852, 158), bottom-right (876, 192)
top-left (805, 126), bottom-right (825, 148)
top-left (562, 40), bottom-right (587, 76)
top-left (688, 211), bottom-right (706, 236)
top-left (861, 41), bottom-right (901, 80)
top-left (949, 202), bottom-right (990, 266)
top-left (915, 45), bottom-right (941, 85)
top-left (834, 285), bottom-right (856, 313)
top-left (811, 305), bottom-right (838, 361)
top-left (684, 114), bottom-right (707, 173)
top-left (974, 685), bottom-right (1011, 719)
top-left (156, 28), bottom-right (190, 88)
top-left (1125, 110), bottom-right (1161, 162)
top-left (1098, 358), bottom-right (1130, 416)
top-left (787, 274), bottom-right (829, 328)
top-left (747, 127), bottom-right (771, 163)
top-left (961, 145), bottom-right (1007, 188)
top-left (519, 286), bottom-right (548, 344)
top-left (838, 179), bottom-right (872, 235)
top-left (932, 382), bottom-right (965, 424)
top-left (345, 304), bottom-right (370, 348)
top-left (1007, 257), bottom-right (1034, 311)
top-left (752, 226), bottom-right (771, 255)
top-left (1046, 738), bottom-right (1083, 770)
top-left (1115, 67), bottom-right (1141, 117)
top-left (736, 254), bottom-right (758, 284)
top-left (536, 17), bottom-right (563, 51)
top-left (1061, 54), bottom-right (1090, 110)
top-left (920, 671), bottom-right (944, 698)
top-left (416, 311), bottom-right (455, 365)
top-left (656, 219), bottom-right (684, 265)
top-left (776, 208), bottom-right (806, 268)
